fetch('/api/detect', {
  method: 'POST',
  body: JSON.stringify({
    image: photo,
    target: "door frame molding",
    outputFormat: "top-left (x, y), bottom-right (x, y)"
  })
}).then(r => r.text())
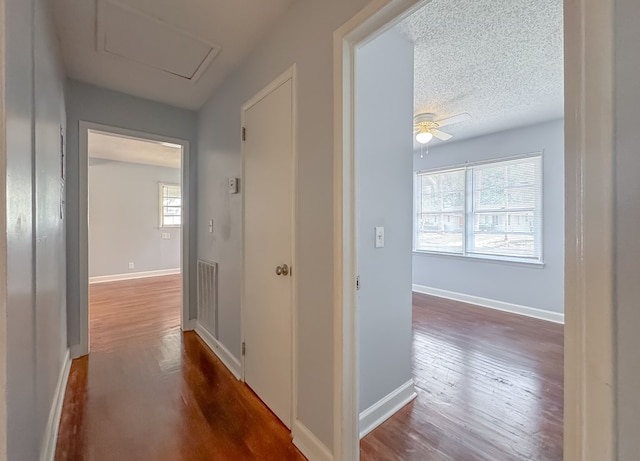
top-left (240, 64), bottom-right (298, 428)
top-left (0, 0), bottom-right (7, 456)
top-left (333, 0), bottom-right (615, 460)
top-left (75, 121), bottom-right (192, 357)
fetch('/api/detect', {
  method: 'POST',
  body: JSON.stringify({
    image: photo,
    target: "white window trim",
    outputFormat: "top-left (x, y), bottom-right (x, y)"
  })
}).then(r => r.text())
top-left (159, 182), bottom-right (181, 229)
top-left (414, 153), bottom-right (543, 265)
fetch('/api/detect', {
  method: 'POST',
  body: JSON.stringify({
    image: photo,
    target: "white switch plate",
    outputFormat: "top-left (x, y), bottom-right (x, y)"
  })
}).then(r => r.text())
top-left (228, 177), bottom-right (239, 194)
top-left (208, 219), bottom-right (213, 233)
top-left (375, 227), bottom-right (384, 248)
top-left (161, 232), bottom-right (171, 240)
top-left (128, 262), bottom-right (134, 269)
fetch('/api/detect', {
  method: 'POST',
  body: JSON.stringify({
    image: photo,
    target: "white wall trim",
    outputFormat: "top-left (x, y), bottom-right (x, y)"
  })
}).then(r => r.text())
top-left (69, 344), bottom-right (84, 360)
top-left (292, 420), bottom-right (334, 461)
top-left (40, 349), bottom-right (71, 461)
top-left (412, 284), bottom-right (565, 324)
top-left (333, 1), bottom-right (441, 460)
top-left (564, 0), bottom-right (616, 457)
top-left (194, 321), bottom-right (241, 380)
top-left (89, 268), bottom-right (181, 284)
top-left (359, 380), bottom-right (416, 439)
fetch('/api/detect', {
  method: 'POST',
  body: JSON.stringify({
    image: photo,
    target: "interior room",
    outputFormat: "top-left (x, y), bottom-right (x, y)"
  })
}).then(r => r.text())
top-left (355, 0), bottom-right (565, 458)
top-left (87, 131), bottom-right (183, 349)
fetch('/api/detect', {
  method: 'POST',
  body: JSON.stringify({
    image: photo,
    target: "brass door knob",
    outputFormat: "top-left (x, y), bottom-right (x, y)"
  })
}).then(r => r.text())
top-left (275, 264), bottom-right (289, 276)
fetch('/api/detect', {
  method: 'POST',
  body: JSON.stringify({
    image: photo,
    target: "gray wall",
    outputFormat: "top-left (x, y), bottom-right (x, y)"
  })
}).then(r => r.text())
top-left (615, 0), bottom-right (640, 457)
top-left (413, 120), bottom-right (565, 313)
top-left (196, 0), bottom-right (369, 447)
top-left (89, 161), bottom-right (181, 278)
top-left (65, 81), bottom-right (197, 347)
top-left (355, 30), bottom-right (414, 411)
top-left (5, 0), bottom-right (68, 458)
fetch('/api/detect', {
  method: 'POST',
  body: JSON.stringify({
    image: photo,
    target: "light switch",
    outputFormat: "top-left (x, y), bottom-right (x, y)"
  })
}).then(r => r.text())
top-left (208, 219), bottom-right (213, 233)
top-left (375, 227), bottom-right (385, 248)
top-left (228, 178), bottom-right (239, 194)
top-left (161, 232), bottom-right (171, 240)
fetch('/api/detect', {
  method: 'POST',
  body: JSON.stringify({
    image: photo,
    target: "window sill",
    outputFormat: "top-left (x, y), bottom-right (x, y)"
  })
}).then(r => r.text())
top-left (412, 249), bottom-right (545, 268)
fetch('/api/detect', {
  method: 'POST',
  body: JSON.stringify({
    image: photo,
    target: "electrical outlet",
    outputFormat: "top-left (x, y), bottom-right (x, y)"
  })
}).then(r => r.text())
top-left (128, 262), bottom-right (134, 269)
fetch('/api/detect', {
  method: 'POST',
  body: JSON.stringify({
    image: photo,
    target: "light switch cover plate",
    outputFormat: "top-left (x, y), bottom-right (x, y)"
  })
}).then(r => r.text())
top-left (375, 226), bottom-right (384, 248)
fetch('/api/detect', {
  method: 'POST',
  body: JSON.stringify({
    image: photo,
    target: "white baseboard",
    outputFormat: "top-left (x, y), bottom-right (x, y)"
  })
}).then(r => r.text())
top-left (292, 420), bottom-right (333, 461)
top-left (69, 343), bottom-right (86, 359)
top-left (89, 268), bottom-right (181, 284)
top-left (194, 321), bottom-right (242, 380)
top-left (359, 379), bottom-right (417, 439)
top-left (183, 319), bottom-right (197, 332)
top-left (412, 284), bottom-right (565, 324)
top-left (40, 349), bottom-right (71, 461)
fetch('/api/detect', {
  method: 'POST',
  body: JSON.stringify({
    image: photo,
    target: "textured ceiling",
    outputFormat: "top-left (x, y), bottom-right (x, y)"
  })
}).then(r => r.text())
top-left (51, 0), bottom-right (295, 109)
top-left (88, 130), bottom-right (182, 169)
top-left (397, 0), bottom-right (564, 145)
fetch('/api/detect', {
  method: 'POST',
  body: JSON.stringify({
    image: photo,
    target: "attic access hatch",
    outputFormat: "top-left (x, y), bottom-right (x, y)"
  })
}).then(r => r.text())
top-left (97, 1), bottom-right (221, 82)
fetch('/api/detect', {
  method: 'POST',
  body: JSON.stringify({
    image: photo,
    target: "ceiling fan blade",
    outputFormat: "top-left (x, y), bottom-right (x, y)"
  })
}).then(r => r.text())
top-left (435, 113), bottom-right (471, 128)
top-left (432, 129), bottom-right (453, 141)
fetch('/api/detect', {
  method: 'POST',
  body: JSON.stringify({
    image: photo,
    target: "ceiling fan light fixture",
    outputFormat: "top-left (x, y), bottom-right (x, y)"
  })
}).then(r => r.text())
top-left (416, 131), bottom-right (433, 144)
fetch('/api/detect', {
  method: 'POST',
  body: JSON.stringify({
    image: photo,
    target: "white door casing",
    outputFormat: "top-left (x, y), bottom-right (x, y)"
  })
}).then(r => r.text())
top-left (242, 72), bottom-right (295, 429)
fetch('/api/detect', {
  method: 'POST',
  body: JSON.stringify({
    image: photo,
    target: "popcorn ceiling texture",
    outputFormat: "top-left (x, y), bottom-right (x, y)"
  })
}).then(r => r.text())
top-left (397, 0), bottom-right (564, 144)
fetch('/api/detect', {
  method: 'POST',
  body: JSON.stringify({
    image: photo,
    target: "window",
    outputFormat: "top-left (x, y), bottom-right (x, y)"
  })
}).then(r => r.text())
top-left (159, 183), bottom-right (181, 228)
top-left (415, 155), bottom-right (542, 262)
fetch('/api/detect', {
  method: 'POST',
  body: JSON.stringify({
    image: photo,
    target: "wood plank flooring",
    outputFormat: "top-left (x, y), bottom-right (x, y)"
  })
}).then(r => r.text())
top-left (55, 275), bottom-right (304, 461)
top-left (361, 293), bottom-right (564, 461)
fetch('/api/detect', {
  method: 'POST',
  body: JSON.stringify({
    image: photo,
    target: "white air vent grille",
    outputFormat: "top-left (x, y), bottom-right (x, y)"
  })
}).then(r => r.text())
top-left (197, 259), bottom-right (218, 337)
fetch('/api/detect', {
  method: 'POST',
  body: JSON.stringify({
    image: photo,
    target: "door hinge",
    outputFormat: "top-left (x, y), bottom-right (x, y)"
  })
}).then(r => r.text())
top-left (242, 341), bottom-right (246, 356)
top-left (242, 127), bottom-right (246, 141)
top-left (356, 276), bottom-right (360, 291)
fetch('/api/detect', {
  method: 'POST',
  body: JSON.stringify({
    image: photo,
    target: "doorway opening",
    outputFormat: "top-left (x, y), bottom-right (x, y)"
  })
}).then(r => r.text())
top-left (334, 0), bottom-right (615, 459)
top-left (355, 1), bottom-right (565, 459)
top-left (87, 129), bottom-right (184, 350)
top-left (76, 122), bottom-right (192, 357)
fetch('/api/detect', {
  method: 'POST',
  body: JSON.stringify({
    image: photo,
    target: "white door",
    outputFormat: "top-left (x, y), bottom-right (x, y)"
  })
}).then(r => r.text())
top-left (243, 77), bottom-right (294, 428)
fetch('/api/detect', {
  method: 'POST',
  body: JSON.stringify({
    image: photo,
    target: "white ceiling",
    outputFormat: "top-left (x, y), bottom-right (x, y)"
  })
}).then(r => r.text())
top-left (51, 0), bottom-right (295, 110)
top-left (88, 130), bottom-right (182, 168)
top-left (397, 0), bottom-right (564, 145)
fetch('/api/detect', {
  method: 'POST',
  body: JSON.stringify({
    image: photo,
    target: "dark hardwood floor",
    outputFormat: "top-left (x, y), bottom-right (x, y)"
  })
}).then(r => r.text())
top-left (55, 275), bottom-right (304, 461)
top-left (361, 292), bottom-right (564, 461)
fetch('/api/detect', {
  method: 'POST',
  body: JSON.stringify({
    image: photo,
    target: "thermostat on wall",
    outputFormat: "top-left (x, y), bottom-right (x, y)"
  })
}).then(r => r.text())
top-left (228, 177), bottom-right (239, 194)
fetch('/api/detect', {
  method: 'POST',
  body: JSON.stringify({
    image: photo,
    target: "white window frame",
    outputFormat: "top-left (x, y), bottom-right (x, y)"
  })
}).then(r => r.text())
top-left (414, 153), bottom-right (543, 264)
top-left (159, 182), bottom-right (182, 228)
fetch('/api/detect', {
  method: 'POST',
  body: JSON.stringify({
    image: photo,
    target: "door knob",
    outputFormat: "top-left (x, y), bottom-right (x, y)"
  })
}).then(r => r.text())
top-left (275, 264), bottom-right (289, 276)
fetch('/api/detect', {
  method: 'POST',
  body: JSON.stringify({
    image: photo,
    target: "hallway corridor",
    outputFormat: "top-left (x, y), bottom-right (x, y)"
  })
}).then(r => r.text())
top-left (54, 275), bottom-right (304, 461)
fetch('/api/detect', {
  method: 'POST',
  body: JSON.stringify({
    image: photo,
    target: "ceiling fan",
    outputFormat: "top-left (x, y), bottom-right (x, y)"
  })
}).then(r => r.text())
top-left (413, 112), bottom-right (471, 144)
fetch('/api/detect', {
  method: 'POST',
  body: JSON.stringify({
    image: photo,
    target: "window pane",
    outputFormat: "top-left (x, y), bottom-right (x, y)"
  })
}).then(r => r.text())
top-left (471, 212), bottom-right (535, 256)
top-left (416, 213), bottom-right (464, 253)
top-left (164, 206), bottom-right (181, 216)
top-left (163, 215), bottom-right (181, 226)
top-left (164, 185), bottom-right (181, 197)
top-left (415, 169), bottom-right (465, 253)
top-left (160, 183), bottom-right (181, 227)
top-left (470, 157), bottom-right (541, 259)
